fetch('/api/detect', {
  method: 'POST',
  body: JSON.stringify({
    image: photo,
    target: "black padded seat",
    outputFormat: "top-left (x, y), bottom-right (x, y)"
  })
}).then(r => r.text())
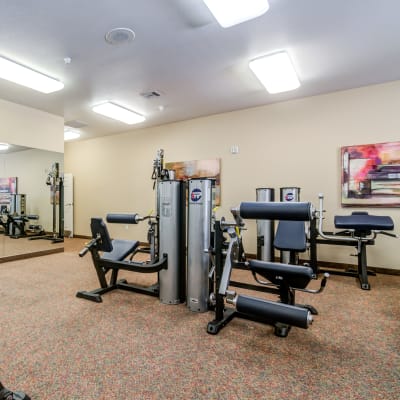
top-left (274, 221), bottom-right (307, 252)
top-left (334, 214), bottom-right (394, 232)
top-left (102, 239), bottom-right (139, 262)
top-left (249, 259), bottom-right (313, 289)
top-left (90, 218), bottom-right (139, 261)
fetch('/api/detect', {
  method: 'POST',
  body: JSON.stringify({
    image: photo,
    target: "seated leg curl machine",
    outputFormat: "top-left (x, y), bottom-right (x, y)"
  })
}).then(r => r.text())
top-left (207, 201), bottom-right (328, 337)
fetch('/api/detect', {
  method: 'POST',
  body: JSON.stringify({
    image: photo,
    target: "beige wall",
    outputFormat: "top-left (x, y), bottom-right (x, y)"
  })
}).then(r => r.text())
top-left (0, 98), bottom-right (64, 153)
top-left (65, 80), bottom-right (400, 270)
top-left (0, 149), bottom-right (64, 231)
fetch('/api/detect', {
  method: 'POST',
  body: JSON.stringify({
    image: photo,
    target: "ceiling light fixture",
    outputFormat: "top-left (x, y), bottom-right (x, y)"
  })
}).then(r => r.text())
top-left (249, 51), bottom-right (300, 94)
top-left (202, 0), bottom-right (269, 28)
top-left (0, 56), bottom-right (64, 93)
top-left (64, 129), bottom-right (81, 141)
top-left (92, 102), bottom-right (145, 125)
top-left (0, 143), bottom-right (10, 151)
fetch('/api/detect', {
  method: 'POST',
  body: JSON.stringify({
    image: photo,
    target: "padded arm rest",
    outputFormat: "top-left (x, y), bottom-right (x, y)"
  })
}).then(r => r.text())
top-left (249, 259), bottom-right (313, 289)
top-left (334, 214), bottom-right (394, 231)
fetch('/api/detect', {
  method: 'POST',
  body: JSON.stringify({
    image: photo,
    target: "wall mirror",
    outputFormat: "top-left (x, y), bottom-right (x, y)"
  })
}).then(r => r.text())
top-left (0, 143), bottom-right (64, 261)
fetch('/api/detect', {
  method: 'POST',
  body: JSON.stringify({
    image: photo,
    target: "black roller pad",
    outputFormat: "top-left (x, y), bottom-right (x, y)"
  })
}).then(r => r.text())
top-left (239, 202), bottom-right (311, 221)
top-left (249, 259), bottom-right (313, 289)
top-left (236, 295), bottom-right (311, 329)
top-left (106, 213), bottom-right (139, 224)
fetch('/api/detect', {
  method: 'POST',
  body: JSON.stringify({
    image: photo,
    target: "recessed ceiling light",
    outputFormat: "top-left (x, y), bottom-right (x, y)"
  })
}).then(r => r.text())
top-left (0, 143), bottom-right (10, 151)
top-left (0, 56), bottom-right (64, 93)
top-left (92, 102), bottom-right (145, 124)
top-left (202, 0), bottom-right (269, 28)
top-left (64, 129), bottom-right (81, 141)
top-left (249, 51), bottom-right (300, 94)
top-left (105, 28), bottom-right (135, 45)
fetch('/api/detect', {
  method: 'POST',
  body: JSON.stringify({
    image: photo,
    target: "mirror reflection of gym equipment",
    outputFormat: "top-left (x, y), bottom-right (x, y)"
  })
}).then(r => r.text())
top-left (0, 146), bottom-right (64, 261)
top-left (30, 162), bottom-right (64, 244)
top-left (1, 194), bottom-right (44, 239)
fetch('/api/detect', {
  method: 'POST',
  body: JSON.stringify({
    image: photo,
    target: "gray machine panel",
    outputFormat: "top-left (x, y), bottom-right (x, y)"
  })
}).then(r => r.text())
top-left (187, 178), bottom-right (214, 312)
top-left (158, 180), bottom-right (186, 304)
top-left (256, 188), bottom-right (275, 262)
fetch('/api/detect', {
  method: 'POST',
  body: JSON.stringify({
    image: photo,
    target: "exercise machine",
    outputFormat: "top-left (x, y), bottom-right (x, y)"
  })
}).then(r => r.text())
top-left (207, 201), bottom-right (328, 337)
top-left (187, 178), bottom-right (215, 312)
top-left (0, 381), bottom-right (30, 400)
top-left (316, 194), bottom-right (398, 290)
top-left (1, 194), bottom-right (44, 238)
top-left (77, 149), bottom-right (186, 304)
top-left (30, 162), bottom-right (64, 243)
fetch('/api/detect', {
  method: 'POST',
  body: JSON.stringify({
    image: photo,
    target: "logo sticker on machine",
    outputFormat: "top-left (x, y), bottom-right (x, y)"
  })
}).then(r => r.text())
top-left (190, 188), bottom-right (202, 202)
top-left (285, 192), bottom-right (295, 201)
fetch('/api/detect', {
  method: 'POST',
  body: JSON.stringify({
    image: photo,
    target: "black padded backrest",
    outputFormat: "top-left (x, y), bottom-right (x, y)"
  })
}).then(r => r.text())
top-left (274, 220), bottom-right (307, 252)
top-left (90, 218), bottom-right (113, 252)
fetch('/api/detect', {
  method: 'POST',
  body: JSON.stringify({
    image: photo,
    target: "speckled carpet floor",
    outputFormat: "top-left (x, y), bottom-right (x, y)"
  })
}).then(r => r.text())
top-left (0, 238), bottom-right (399, 399)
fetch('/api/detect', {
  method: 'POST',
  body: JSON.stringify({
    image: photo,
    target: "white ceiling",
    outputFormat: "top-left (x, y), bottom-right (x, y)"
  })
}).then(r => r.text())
top-left (1, 0), bottom-right (400, 141)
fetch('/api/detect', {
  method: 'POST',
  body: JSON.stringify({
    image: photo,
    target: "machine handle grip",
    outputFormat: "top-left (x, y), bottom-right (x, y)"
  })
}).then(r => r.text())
top-left (239, 202), bottom-right (312, 221)
top-left (106, 213), bottom-right (139, 224)
top-left (79, 247), bottom-right (90, 257)
top-left (79, 237), bottom-right (98, 257)
top-left (378, 231), bottom-right (399, 239)
top-left (235, 295), bottom-right (312, 329)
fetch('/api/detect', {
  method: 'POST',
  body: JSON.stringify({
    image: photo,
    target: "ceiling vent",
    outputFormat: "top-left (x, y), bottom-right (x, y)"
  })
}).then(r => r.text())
top-left (140, 91), bottom-right (161, 99)
top-left (105, 28), bottom-right (135, 45)
top-left (64, 120), bottom-right (88, 129)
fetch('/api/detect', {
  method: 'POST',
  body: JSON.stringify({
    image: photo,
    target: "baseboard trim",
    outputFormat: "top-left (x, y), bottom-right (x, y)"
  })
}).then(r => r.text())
top-left (0, 247), bottom-right (64, 263)
top-left (72, 234), bottom-right (91, 239)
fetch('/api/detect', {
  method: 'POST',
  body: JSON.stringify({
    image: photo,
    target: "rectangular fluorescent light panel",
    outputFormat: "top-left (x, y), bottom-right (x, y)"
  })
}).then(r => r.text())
top-left (0, 56), bottom-right (64, 93)
top-left (203, 0), bottom-right (269, 28)
top-left (249, 51), bottom-right (300, 94)
top-left (92, 102), bottom-right (145, 124)
top-left (64, 128), bottom-right (81, 141)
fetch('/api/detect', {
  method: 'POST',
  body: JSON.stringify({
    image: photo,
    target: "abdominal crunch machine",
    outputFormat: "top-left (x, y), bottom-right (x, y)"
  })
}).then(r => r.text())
top-left (207, 201), bottom-right (328, 338)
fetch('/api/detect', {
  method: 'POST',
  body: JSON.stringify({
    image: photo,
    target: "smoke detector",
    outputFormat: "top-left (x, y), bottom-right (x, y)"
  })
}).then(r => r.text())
top-left (105, 28), bottom-right (135, 45)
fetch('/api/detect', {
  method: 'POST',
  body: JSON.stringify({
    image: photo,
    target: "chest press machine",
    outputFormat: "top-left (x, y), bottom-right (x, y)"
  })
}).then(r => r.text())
top-left (207, 201), bottom-right (328, 338)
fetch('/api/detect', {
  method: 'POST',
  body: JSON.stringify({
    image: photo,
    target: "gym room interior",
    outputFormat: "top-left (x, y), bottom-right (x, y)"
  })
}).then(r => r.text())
top-left (0, 1), bottom-right (399, 399)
